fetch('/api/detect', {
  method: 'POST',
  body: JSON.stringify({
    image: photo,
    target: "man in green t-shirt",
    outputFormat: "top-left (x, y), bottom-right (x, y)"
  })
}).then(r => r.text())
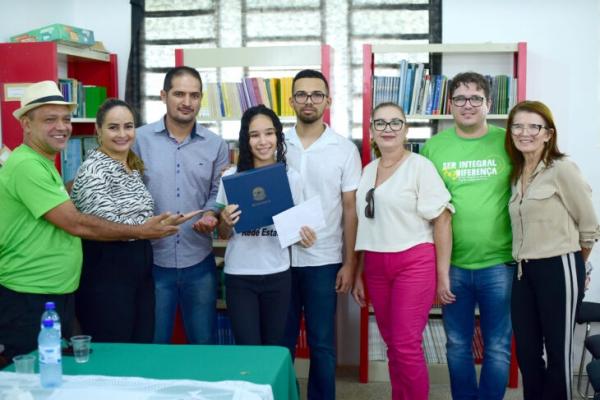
top-left (421, 72), bottom-right (514, 400)
top-left (0, 81), bottom-right (192, 361)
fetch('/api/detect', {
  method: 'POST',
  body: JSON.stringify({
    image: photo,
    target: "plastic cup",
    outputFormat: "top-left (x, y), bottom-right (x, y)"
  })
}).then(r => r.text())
top-left (70, 335), bottom-right (92, 363)
top-left (12, 354), bottom-right (35, 374)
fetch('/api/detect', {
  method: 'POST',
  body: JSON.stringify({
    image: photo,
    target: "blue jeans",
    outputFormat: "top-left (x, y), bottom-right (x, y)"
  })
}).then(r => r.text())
top-left (284, 264), bottom-right (341, 400)
top-left (153, 254), bottom-right (217, 344)
top-left (443, 263), bottom-right (514, 400)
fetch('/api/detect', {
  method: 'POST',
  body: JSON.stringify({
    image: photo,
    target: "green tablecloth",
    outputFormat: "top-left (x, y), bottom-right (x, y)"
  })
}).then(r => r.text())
top-left (6, 344), bottom-right (298, 400)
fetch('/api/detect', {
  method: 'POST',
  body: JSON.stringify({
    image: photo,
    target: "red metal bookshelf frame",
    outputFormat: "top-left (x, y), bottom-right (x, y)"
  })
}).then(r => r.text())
top-left (0, 42), bottom-right (118, 171)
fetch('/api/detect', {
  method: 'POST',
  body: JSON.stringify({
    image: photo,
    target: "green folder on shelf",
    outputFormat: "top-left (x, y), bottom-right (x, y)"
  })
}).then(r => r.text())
top-left (84, 86), bottom-right (107, 118)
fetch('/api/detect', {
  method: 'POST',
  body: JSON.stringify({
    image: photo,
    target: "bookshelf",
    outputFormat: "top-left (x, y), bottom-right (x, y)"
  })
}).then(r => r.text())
top-left (174, 45), bottom-right (332, 139)
top-left (0, 41), bottom-right (118, 172)
top-left (361, 42), bottom-right (527, 164)
top-left (359, 42), bottom-right (527, 385)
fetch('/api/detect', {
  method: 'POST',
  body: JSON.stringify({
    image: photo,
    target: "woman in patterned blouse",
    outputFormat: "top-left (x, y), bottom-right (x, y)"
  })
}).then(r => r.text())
top-left (71, 98), bottom-right (155, 343)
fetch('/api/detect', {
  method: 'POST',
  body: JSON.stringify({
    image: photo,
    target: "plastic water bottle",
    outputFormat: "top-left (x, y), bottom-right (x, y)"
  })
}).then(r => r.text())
top-left (38, 319), bottom-right (62, 388)
top-left (41, 301), bottom-right (61, 337)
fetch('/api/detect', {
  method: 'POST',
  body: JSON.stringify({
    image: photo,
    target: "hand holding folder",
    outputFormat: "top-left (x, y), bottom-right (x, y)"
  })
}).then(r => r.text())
top-left (220, 204), bottom-right (241, 227)
top-left (222, 163), bottom-right (294, 233)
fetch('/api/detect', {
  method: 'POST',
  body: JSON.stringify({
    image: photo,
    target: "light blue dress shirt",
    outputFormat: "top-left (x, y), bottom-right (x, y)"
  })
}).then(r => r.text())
top-left (134, 117), bottom-right (229, 268)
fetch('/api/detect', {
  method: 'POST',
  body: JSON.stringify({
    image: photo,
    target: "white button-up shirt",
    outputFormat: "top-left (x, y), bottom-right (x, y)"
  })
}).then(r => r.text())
top-left (285, 125), bottom-right (362, 267)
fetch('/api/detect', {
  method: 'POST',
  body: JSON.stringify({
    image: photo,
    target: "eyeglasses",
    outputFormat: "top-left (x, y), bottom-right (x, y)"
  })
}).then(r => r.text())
top-left (365, 188), bottom-right (375, 219)
top-left (372, 119), bottom-right (405, 132)
top-left (510, 123), bottom-right (548, 136)
top-left (292, 91), bottom-right (327, 104)
top-left (451, 95), bottom-right (485, 107)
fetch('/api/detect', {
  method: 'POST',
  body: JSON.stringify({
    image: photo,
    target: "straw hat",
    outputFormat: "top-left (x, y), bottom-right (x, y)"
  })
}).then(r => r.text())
top-left (12, 80), bottom-right (77, 120)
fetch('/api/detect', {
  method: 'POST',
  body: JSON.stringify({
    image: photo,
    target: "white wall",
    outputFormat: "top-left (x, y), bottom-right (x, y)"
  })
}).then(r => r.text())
top-left (71, 1), bottom-right (131, 98)
top-left (0, 0), bottom-right (131, 99)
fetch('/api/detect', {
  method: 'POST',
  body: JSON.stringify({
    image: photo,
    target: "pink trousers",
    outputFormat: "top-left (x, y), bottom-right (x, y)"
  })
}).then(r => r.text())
top-left (364, 243), bottom-right (436, 400)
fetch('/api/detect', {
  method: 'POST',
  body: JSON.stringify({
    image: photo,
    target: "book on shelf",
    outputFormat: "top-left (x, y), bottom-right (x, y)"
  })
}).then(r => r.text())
top-left (81, 137), bottom-right (99, 158)
top-left (216, 313), bottom-right (235, 345)
top-left (405, 139), bottom-right (425, 154)
top-left (58, 78), bottom-right (107, 118)
top-left (217, 268), bottom-right (226, 303)
top-left (368, 315), bottom-right (387, 362)
top-left (373, 61), bottom-right (517, 116)
top-left (472, 320), bottom-right (484, 363)
top-left (84, 86), bottom-right (107, 118)
top-left (61, 137), bottom-right (83, 183)
top-left (198, 77), bottom-right (295, 120)
top-left (295, 316), bottom-right (310, 358)
top-left (422, 321), bottom-right (437, 363)
top-left (430, 319), bottom-right (447, 364)
top-left (227, 141), bottom-right (239, 164)
top-left (60, 136), bottom-right (99, 183)
top-left (367, 309), bottom-right (484, 365)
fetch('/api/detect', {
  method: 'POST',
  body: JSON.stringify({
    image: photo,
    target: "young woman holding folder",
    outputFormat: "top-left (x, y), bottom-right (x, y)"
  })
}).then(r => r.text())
top-left (216, 105), bottom-right (316, 346)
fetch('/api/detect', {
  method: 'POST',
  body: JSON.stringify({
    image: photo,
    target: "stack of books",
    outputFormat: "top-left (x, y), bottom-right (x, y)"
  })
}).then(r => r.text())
top-left (58, 78), bottom-right (107, 118)
top-left (368, 315), bottom-right (387, 361)
top-left (199, 77), bottom-right (294, 119)
top-left (216, 313), bottom-right (235, 345)
top-left (373, 61), bottom-right (517, 116)
top-left (60, 137), bottom-right (99, 183)
top-left (368, 310), bottom-right (484, 364)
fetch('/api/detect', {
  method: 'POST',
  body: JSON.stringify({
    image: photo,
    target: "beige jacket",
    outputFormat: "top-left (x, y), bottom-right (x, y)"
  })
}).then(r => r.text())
top-left (509, 157), bottom-right (600, 263)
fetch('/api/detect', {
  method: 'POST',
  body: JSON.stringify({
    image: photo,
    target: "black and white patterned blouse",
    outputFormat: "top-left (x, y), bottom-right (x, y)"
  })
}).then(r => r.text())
top-left (71, 150), bottom-right (154, 225)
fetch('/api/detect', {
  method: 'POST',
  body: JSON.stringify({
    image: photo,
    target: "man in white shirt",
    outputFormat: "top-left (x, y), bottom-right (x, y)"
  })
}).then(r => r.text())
top-left (283, 69), bottom-right (362, 400)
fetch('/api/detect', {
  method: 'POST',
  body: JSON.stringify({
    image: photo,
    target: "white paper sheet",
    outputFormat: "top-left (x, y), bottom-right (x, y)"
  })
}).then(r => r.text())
top-left (273, 196), bottom-right (325, 249)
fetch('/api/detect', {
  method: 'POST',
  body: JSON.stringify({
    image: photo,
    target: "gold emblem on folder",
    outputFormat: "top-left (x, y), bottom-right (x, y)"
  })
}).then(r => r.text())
top-left (252, 186), bottom-right (267, 202)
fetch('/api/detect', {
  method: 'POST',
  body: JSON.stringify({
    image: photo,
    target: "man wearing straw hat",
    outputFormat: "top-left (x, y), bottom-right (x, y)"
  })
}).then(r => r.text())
top-left (0, 80), bottom-right (190, 361)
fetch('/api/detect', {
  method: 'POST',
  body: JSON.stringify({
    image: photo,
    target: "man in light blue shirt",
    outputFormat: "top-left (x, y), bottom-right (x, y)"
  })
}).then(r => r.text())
top-left (134, 66), bottom-right (229, 344)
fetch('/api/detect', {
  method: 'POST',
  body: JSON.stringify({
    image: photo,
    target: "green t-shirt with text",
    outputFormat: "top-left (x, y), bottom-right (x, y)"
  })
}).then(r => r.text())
top-left (0, 145), bottom-right (82, 293)
top-left (421, 125), bottom-right (513, 269)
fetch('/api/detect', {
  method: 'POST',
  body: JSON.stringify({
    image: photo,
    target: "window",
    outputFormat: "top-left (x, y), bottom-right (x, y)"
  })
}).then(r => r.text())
top-left (141, 0), bottom-right (441, 139)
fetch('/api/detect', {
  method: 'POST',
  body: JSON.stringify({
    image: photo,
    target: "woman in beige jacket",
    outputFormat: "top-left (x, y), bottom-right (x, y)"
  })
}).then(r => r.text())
top-left (505, 100), bottom-right (600, 400)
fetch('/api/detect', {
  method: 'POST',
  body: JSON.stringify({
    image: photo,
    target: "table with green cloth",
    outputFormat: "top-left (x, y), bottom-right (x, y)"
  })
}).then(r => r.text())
top-left (5, 343), bottom-right (298, 400)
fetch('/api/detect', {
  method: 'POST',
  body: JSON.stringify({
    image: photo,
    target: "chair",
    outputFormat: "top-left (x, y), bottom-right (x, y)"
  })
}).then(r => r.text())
top-left (581, 335), bottom-right (600, 398)
top-left (586, 358), bottom-right (600, 400)
top-left (586, 335), bottom-right (600, 360)
top-left (576, 302), bottom-right (600, 399)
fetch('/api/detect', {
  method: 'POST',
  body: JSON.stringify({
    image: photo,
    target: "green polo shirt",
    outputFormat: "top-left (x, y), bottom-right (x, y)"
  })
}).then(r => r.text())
top-left (0, 145), bottom-right (82, 293)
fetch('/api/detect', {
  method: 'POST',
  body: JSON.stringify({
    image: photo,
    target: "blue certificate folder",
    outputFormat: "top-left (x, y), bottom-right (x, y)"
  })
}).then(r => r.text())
top-left (222, 163), bottom-right (294, 233)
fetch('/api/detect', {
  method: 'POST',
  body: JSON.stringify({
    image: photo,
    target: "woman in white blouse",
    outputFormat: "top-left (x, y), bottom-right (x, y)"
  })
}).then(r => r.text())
top-left (71, 99), bottom-right (156, 343)
top-left (352, 102), bottom-right (453, 400)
